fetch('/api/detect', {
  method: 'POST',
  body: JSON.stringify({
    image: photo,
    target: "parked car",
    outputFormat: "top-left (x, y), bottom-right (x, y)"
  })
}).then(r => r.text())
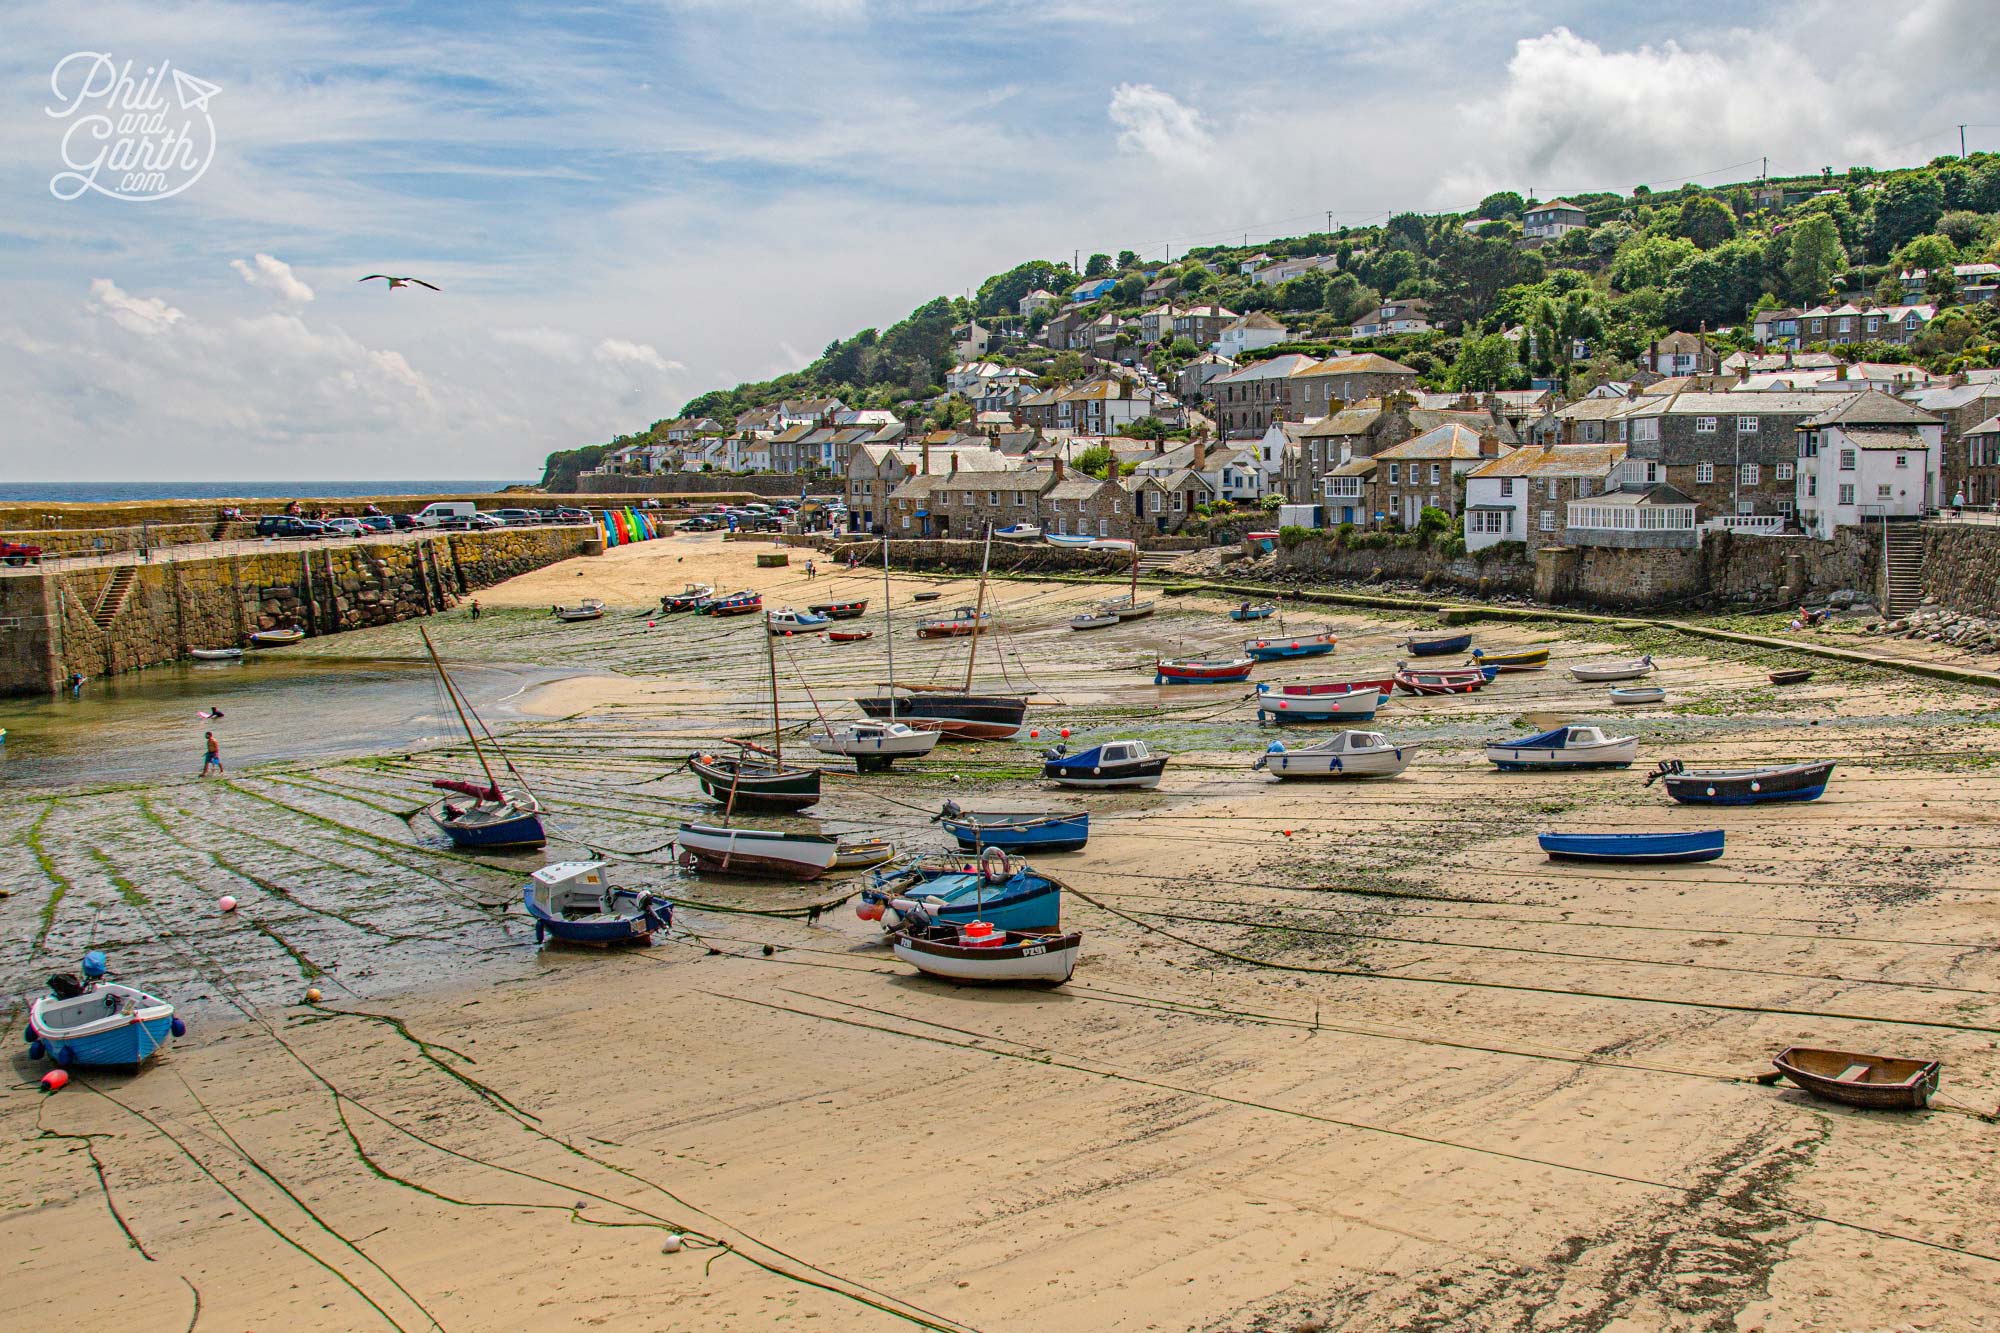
top-left (389, 513), bottom-right (416, 530)
top-left (359, 515), bottom-right (395, 533)
top-left (323, 517), bottom-right (367, 538)
top-left (468, 513), bottom-right (504, 530)
top-left (1, 539), bottom-right (43, 566)
top-left (412, 501), bottom-right (478, 528)
top-left (683, 515), bottom-right (720, 531)
top-left (493, 508), bottom-right (537, 526)
top-left (264, 517), bottom-right (325, 539)
top-left (553, 506), bottom-right (591, 524)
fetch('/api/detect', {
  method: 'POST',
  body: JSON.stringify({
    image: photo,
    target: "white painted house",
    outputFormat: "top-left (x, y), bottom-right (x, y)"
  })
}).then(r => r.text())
top-left (1462, 443), bottom-right (1628, 552)
top-left (1214, 312), bottom-right (1289, 359)
top-left (1793, 393), bottom-right (1944, 540)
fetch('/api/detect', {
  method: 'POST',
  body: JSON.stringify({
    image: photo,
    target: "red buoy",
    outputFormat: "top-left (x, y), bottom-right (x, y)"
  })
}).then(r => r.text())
top-left (40, 1069), bottom-right (68, 1093)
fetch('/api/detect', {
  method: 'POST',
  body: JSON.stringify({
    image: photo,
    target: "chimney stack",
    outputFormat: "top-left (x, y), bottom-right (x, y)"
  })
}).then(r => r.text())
top-left (1836, 363), bottom-right (1848, 381)
top-left (1480, 432), bottom-right (1501, 458)
top-left (920, 440), bottom-right (931, 475)
top-left (1193, 437), bottom-right (1208, 471)
top-left (1053, 455), bottom-right (1066, 480)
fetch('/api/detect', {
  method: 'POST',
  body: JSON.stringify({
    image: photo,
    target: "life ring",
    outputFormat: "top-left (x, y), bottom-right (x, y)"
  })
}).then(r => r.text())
top-left (979, 847), bottom-right (1011, 884)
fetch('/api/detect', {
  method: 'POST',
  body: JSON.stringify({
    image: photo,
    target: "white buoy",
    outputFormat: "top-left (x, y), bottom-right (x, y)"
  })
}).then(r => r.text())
top-left (661, 1233), bottom-right (684, 1253)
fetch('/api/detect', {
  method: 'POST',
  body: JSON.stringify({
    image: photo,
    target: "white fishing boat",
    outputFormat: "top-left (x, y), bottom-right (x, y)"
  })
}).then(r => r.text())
top-left (767, 607), bottom-right (830, 634)
top-left (809, 719), bottom-right (940, 770)
top-left (1609, 685), bottom-right (1666, 705)
top-left (675, 823), bottom-right (840, 879)
top-left (189, 647), bottom-right (243, 661)
top-left (554, 598), bottom-right (605, 622)
top-left (1254, 730), bottom-right (1417, 779)
top-left (892, 923), bottom-right (1081, 985)
top-left (995, 523), bottom-right (1042, 540)
top-left (1568, 654), bottom-right (1654, 682)
top-left (1069, 609), bottom-right (1122, 631)
top-left (1486, 724), bottom-right (1638, 770)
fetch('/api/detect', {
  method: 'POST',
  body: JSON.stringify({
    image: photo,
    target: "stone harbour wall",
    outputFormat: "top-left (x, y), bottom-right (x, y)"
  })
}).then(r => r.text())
top-left (1273, 538), bottom-right (1535, 599)
top-left (1920, 523), bottom-right (2000, 618)
top-left (3, 527), bottom-right (593, 696)
top-left (818, 537), bottom-right (1134, 576)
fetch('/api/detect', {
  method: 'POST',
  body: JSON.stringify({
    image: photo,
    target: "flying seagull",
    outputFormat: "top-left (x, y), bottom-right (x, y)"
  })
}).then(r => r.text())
top-left (358, 274), bottom-right (440, 291)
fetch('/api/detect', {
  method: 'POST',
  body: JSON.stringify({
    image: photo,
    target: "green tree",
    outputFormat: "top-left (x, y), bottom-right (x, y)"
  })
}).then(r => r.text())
top-left (1116, 250), bottom-right (1139, 269)
top-left (1783, 214), bottom-right (1847, 302)
top-left (1937, 210), bottom-right (1992, 251)
top-left (1169, 336), bottom-right (1199, 358)
top-left (1475, 190), bottom-right (1525, 220)
top-left (1609, 235), bottom-right (1699, 291)
top-left (1051, 350), bottom-right (1084, 384)
top-left (1074, 444), bottom-right (1114, 479)
top-left (1180, 266), bottom-right (1211, 293)
top-left (1084, 253), bottom-right (1112, 277)
top-left (974, 261), bottom-right (1066, 317)
top-left (1674, 195), bottom-right (1737, 249)
top-left (1448, 332), bottom-right (1518, 391)
top-left (1528, 289), bottom-right (1603, 377)
top-left (1865, 174), bottom-right (1945, 259)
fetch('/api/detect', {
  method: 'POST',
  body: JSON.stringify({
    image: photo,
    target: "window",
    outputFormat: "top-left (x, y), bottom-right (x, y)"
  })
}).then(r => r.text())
top-left (1839, 449), bottom-right (1856, 471)
top-left (1388, 463), bottom-right (1401, 484)
top-left (1737, 416), bottom-right (1758, 433)
top-left (1776, 462), bottom-right (1793, 482)
top-left (988, 491), bottom-right (999, 505)
top-left (900, 515), bottom-right (911, 530)
top-left (1172, 492), bottom-right (1184, 511)
top-left (1098, 519), bottom-right (1109, 536)
top-left (1538, 511), bottom-right (1556, 532)
top-left (1878, 483), bottom-right (1893, 500)
top-left (1014, 491), bottom-right (1025, 505)
top-left (1112, 499), bottom-right (1121, 514)
top-left (1866, 316), bottom-right (1881, 333)
top-left (1696, 462), bottom-right (1714, 484)
top-left (1429, 494), bottom-right (1440, 512)
top-left (1633, 418), bottom-right (1660, 442)
top-left (1691, 416), bottom-right (1718, 433)
top-left (1895, 454), bottom-right (1908, 469)
top-left (1778, 499), bottom-right (1795, 516)
top-left (1807, 474), bottom-right (1818, 498)
top-left (1547, 478), bottom-right (1559, 499)
top-left (1500, 478), bottom-right (1515, 497)
top-left (1741, 464), bottom-right (1760, 485)
top-left (1429, 464), bottom-right (1441, 486)
top-left (1800, 431), bottom-right (1819, 459)
top-left (1838, 483), bottom-right (1855, 505)
top-left (1736, 500), bottom-right (1755, 515)
top-left (938, 491), bottom-right (950, 506)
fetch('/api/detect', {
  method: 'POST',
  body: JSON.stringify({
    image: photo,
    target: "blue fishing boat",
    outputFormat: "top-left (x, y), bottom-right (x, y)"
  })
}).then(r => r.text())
top-left (1041, 739), bottom-right (1168, 789)
top-left (859, 854), bottom-right (1063, 931)
top-left (1537, 829), bottom-right (1725, 863)
top-left (1486, 724), bottom-right (1638, 771)
top-left (523, 862), bottom-right (672, 944)
top-left (1229, 601), bottom-right (1277, 622)
top-left (1244, 630), bottom-right (1338, 660)
top-left (1646, 759), bottom-right (1834, 805)
top-left (26, 953), bottom-right (183, 1069)
top-left (1405, 632), bottom-right (1472, 657)
top-left (937, 802), bottom-right (1089, 852)
top-left (421, 627), bottom-right (548, 850)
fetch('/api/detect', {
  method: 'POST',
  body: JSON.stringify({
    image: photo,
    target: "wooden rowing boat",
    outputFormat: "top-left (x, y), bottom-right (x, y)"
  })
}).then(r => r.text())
top-left (1768, 1046), bottom-right (1940, 1110)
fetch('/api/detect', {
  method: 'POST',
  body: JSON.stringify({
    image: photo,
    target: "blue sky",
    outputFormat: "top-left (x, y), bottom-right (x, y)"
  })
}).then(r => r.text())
top-left (1, 0), bottom-right (1995, 479)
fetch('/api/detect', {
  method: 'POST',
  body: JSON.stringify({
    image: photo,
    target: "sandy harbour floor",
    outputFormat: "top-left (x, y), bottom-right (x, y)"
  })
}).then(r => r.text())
top-left (3, 531), bottom-right (1998, 1333)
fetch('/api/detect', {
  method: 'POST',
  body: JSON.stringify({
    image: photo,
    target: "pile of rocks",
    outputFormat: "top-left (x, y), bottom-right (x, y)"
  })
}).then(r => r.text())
top-left (1867, 600), bottom-right (2000, 650)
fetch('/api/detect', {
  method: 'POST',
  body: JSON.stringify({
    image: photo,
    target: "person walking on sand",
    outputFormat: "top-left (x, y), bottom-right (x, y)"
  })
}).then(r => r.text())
top-left (469, 597), bottom-right (482, 620)
top-left (805, 559), bottom-right (817, 580)
top-left (201, 732), bottom-right (223, 777)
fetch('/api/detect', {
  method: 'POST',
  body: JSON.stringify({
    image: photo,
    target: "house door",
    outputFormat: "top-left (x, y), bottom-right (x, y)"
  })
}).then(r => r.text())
top-left (1404, 494), bottom-right (1421, 527)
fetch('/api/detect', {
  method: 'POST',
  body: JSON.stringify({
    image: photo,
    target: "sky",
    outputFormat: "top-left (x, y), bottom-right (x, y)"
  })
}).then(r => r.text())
top-left (1, 0), bottom-right (1996, 481)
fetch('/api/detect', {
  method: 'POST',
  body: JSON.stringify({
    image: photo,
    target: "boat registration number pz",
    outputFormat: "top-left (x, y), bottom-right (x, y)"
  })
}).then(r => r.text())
top-left (1021, 945), bottom-right (1045, 956)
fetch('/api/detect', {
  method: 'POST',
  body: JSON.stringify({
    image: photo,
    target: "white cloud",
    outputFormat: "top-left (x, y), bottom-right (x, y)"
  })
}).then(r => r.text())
top-left (89, 279), bottom-right (185, 335)
top-left (1107, 83), bottom-right (1212, 170)
top-left (493, 327), bottom-right (586, 361)
top-left (231, 253), bottom-right (316, 303)
top-left (594, 338), bottom-right (685, 374)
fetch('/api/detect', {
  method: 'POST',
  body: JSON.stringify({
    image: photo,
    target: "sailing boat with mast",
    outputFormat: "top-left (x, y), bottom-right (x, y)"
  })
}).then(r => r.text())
top-left (419, 627), bottom-right (547, 850)
top-left (855, 524), bottom-right (1029, 740)
top-left (811, 533), bottom-right (940, 769)
top-left (685, 618), bottom-right (823, 811)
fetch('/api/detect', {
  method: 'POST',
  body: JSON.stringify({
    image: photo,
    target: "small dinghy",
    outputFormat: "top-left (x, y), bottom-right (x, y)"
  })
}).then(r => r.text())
top-left (1537, 829), bottom-right (1724, 863)
top-left (893, 921), bottom-right (1082, 986)
top-left (937, 802), bottom-right (1089, 852)
top-left (1768, 1047), bottom-right (1940, 1110)
top-left (1255, 731), bottom-right (1416, 780)
top-left (523, 862), bottom-right (671, 945)
top-left (1044, 533), bottom-right (1097, 548)
top-left (1041, 739), bottom-right (1168, 789)
top-left (1069, 609), bottom-right (1122, 631)
top-left (911, 590), bottom-right (944, 602)
top-left (767, 607), bottom-right (831, 634)
top-left (916, 606), bottom-right (991, 638)
top-left (553, 598), bottom-right (606, 622)
top-left (1099, 594), bottom-right (1155, 622)
top-left (1645, 759), bottom-right (1834, 805)
top-left (827, 629), bottom-right (874, 643)
top-left (1394, 665), bottom-right (1487, 695)
top-left (809, 719), bottom-right (939, 770)
top-left (249, 627), bottom-right (305, 648)
top-left (190, 647), bottom-right (244, 661)
top-left (1244, 630), bottom-right (1337, 660)
top-left (1769, 669), bottom-right (1814, 686)
top-left (1155, 655), bottom-right (1255, 685)
top-left (702, 590), bottom-right (762, 616)
top-left (661, 583), bottom-right (714, 612)
top-left (1608, 685), bottom-right (1666, 705)
top-left (832, 838), bottom-right (897, 872)
top-left (26, 954), bottom-right (182, 1069)
top-left (1405, 632), bottom-right (1472, 657)
top-left (808, 599), bottom-right (868, 619)
top-left (676, 822), bottom-right (840, 879)
top-left (1569, 654), bottom-right (1653, 682)
top-left (859, 851), bottom-right (1062, 931)
top-left (1255, 681), bottom-right (1380, 721)
top-left (1229, 602), bottom-right (1277, 622)
top-left (1486, 725), bottom-right (1638, 771)
top-left (1470, 646), bottom-right (1548, 670)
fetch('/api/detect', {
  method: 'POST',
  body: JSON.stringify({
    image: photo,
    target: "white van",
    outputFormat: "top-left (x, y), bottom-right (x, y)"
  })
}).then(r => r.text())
top-left (412, 502), bottom-right (478, 528)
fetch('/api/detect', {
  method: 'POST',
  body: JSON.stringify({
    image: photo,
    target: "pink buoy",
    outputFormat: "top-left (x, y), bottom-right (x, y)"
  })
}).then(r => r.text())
top-left (648, 620), bottom-right (656, 627)
top-left (40, 1070), bottom-right (68, 1093)
top-left (219, 895), bottom-right (238, 913)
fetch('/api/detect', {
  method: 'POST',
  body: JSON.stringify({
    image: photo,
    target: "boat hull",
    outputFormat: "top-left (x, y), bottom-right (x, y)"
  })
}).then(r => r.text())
top-left (1537, 830), bottom-right (1724, 862)
top-left (856, 694), bottom-right (1026, 740)
top-left (1658, 761), bottom-right (1834, 805)
top-left (1041, 757), bottom-right (1167, 789)
top-left (810, 725), bottom-right (940, 770)
top-left (1229, 605), bottom-right (1276, 621)
top-left (1771, 1046), bottom-right (1940, 1110)
top-left (893, 930), bottom-right (1080, 984)
top-left (866, 868), bottom-right (1062, 931)
top-left (1259, 745), bottom-right (1415, 780)
top-left (1406, 634), bottom-right (1472, 657)
top-left (1471, 648), bottom-right (1548, 670)
top-left (1394, 671), bottom-right (1485, 695)
top-left (675, 824), bottom-right (838, 879)
top-left (189, 647), bottom-right (243, 661)
top-left (523, 886), bottom-right (672, 945)
top-left (687, 755), bottom-right (822, 810)
top-left (1156, 657), bottom-right (1255, 685)
top-left (1487, 741), bottom-right (1638, 770)
top-left (1244, 636), bottom-right (1337, 661)
top-left (426, 799), bottom-right (547, 850)
top-left (30, 985), bottom-right (178, 1068)
top-left (941, 812), bottom-right (1089, 852)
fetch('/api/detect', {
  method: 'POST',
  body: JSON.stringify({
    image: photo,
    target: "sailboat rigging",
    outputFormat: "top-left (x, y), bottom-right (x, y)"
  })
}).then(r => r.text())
top-left (419, 626), bottom-right (547, 850)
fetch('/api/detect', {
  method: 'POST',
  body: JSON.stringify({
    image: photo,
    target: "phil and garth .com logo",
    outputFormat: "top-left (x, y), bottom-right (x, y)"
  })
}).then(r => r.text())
top-left (47, 52), bottom-right (220, 202)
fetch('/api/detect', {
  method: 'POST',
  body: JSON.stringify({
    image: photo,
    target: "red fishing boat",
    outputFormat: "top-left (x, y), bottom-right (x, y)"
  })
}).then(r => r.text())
top-left (808, 599), bottom-right (869, 620)
top-left (1273, 677), bottom-right (1395, 701)
top-left (828, 629), bottom-right (874, 643)
top-left (703, 590), bottom-right (762, 617)
top-left (1154, 655), bottom-right (1255, 685)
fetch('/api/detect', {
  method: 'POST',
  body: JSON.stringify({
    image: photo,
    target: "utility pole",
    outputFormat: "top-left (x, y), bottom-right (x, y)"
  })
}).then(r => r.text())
top-left (1761, 155), bottom-right (1767, 180)
top-left (1325, 209), bottom-right (1332, 236)
top-left (1961, 124), bottom-right (1968, 159)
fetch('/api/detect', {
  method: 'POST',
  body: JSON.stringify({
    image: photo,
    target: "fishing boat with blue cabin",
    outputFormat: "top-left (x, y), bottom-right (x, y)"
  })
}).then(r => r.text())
top-left (26, 953), bottom-right (183, 1069)
top-left (858, 851), bottom-right (1063, 931)
top-left (523, 862), bottom-right (673, 944)
top-left (937, 802), bottom-right (1090, 852)
top-left (1537, 829), bottom-right (1725, 863)
top-left (1244, 629), bottom-right (1338, 661)
top-left (1486, 724), bottom-right (1638, 770)
top-left (1041, 739), bottom-right (1169, 789)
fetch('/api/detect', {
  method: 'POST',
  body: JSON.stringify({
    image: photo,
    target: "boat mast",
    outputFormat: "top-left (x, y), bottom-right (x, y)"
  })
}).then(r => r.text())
top-left (765, 615), bottom-right (784, 765)
top-left (421, 626), bottom-right (501, 793)
top-left (963, 522), bottom-right (994, 691)
top-left (882, 533), bottom-right (896, 720)
top-left (1129, 542), bottom-right (1139, 605)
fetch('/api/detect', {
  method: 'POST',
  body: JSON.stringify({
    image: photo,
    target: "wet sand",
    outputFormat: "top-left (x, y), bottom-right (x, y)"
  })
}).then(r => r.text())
top-left (4, 533), bottom-right (1999, 1333)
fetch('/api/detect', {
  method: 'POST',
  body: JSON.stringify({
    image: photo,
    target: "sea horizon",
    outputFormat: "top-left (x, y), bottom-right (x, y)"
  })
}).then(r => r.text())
top-left (0, 480), bottom-right (533, 504)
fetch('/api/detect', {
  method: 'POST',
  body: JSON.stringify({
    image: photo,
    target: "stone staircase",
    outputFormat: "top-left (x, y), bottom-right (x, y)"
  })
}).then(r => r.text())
top-left (1882, 523), bottom-right (1925, 616)
top-left (90, 565), bottom-right (137, 628)
top-left (1136, 551), bottom-right (1186, 574)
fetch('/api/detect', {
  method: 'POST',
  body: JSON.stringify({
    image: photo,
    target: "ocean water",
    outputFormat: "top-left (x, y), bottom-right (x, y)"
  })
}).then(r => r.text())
top-left (0, 480), bottom-right (529, 504)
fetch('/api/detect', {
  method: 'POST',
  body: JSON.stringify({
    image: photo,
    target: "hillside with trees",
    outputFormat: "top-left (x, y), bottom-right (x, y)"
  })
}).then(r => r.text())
top-left (542, 154), bottom-right (2000, 486)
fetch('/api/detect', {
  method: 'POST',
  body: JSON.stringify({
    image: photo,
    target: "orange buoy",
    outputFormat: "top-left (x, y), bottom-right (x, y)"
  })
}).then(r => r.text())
top-left (40, 1070), bottom-right (68, 1093)
top-left (304, 987), bottom-right (322, 1004)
